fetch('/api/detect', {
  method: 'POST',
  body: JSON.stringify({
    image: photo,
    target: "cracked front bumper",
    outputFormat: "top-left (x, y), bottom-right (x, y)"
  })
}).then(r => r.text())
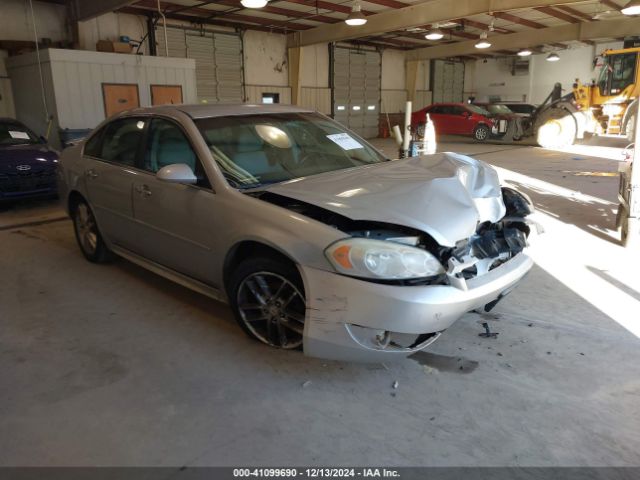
top-left (300, 252), bottom-right (533, 362)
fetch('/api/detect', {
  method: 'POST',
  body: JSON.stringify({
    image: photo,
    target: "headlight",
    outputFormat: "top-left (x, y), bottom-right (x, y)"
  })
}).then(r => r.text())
top-left (325, 238), bottom-right (445, 280)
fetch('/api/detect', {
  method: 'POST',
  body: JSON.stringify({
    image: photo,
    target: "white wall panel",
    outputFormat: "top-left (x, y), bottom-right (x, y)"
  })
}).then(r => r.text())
top-left (300, 87), bottom-right (331, 114)
top-left (381, 90), bottom-right (407, 113)
top-left (7, 49), bottom-right (196, 148)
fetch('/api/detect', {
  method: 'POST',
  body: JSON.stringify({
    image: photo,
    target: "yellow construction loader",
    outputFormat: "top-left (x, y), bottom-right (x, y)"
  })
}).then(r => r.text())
top-left (532, 47), bottom-right (639, 149)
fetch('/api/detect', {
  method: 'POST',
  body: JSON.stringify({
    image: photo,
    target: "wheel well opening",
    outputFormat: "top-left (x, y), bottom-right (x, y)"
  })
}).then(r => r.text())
top-left (223, 241), bottom-right (300, 294)
top-left (68, 191), bottom-right (85, 212)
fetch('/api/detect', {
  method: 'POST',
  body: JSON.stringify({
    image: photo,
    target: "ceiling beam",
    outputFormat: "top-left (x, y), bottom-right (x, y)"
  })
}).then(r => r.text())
top-left (73, 0), bottom-right (136, 20)
top-left (286, 0), bottom-right (590, 47)
top-left (406, 16), bottom-right (640, 60)
top-left (134, 0), bottom-right (313, 30)
top-left (280, 0), bottom-right (375, 16)
top-left (600, 0), bottom-right (622, 10)
top-left (492, 11), bottom-right (545, 29)
top-left (534, 6), bottom-right (579, 23)
top-left (554, 5), bottom-right (594, 22)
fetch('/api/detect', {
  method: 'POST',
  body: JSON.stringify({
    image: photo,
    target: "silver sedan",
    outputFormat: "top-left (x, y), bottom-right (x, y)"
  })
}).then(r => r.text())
top-left (57, 104), bottom-right (535, 362)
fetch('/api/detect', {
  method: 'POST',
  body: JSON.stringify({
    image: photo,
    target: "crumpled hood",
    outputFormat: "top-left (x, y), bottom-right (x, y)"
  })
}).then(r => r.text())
top-left (265, 152), bottom-right (506, 247)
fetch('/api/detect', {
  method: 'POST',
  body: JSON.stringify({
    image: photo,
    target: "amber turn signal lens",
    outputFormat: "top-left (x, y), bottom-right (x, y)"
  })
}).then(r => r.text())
top-left (332, 244), bottom-right (353, 269)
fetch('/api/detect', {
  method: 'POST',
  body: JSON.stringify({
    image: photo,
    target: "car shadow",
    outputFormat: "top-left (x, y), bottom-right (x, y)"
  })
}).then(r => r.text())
top-left (504, 179), bottom-right (620, 245)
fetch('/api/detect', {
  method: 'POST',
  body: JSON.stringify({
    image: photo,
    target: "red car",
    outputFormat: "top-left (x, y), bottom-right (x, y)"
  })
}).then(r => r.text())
top-left (411, 102), bottom-right (508, 142)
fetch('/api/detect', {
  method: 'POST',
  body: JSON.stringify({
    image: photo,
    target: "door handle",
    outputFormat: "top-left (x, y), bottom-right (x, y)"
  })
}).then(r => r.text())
top-left (135, 184), bottom-right (152, 197)
top-left (86, 169), bottom-right (98, 179)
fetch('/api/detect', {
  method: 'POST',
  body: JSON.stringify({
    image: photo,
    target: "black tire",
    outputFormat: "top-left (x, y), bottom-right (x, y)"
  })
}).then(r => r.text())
top-left (535, 108), bottom-right (576, 149)
top-left (228, 256), bottom-right (306, 350)
top-left (71, 199), bottom-right (114, 263)
top-left (473, 124), bottom-right (490, 142)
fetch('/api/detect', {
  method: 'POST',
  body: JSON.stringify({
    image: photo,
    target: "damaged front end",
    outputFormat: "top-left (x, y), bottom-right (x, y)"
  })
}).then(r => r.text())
top-left (249, 154), bottom-right (537, 361)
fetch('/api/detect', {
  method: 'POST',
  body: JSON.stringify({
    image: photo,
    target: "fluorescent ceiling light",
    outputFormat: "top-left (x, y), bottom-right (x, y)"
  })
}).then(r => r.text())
top-left (622, 0), bottom-right (640, 15)
top-left (475, 31), bottom-right (491, 49)
top-left (425, 26), bottom-right (444, 40)
top-left (241, 0), bottom-right (268, 7)
top-left (345, 2), bottom-right (367, 26)
top-left (546, 52), bottom-right (560, 62)
top-left (517, 49), bottom-right (532, 57)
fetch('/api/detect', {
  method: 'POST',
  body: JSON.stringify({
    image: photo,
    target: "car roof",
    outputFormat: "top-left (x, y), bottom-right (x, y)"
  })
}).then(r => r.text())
top-left (126, 103), bottom-right (315, 120)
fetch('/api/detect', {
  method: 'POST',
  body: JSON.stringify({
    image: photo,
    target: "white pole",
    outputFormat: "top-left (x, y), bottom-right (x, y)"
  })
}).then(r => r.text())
top-left (392, 125), bottom-right (403, 147)
top-left (624, 111), bottom-right (640, 247)
top-left (402, 101), bottom-right (412, 154)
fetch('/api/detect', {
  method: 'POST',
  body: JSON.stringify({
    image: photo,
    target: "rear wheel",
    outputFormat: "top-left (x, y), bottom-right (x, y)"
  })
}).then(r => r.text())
top-left (229, 257), bottom-right (306, 349)
top-left (473, 124), bottom-right (490, 142)
top-left (535, 108), bottom-right (576, 149)
top-left (71, 199), bottom-right (113, 263)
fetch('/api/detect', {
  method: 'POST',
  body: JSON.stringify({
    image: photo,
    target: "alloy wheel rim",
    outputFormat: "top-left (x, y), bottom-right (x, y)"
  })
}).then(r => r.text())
top-left (75, 204), bottom-right (98, 254)
top-left (236, 272), bottom-right (306, 349)
top-left (476, 128), bottom-right (487, 140)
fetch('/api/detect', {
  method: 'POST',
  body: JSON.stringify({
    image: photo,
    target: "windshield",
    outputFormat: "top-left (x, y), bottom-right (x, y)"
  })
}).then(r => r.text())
top-left (486, 104), bottom-right (513, 114)
top-left (0, 121), bottom-right (40, 146)
top-left (466, 105), bottom-right (491, 116)
top-left (196, 112), bottom-right (388, 189)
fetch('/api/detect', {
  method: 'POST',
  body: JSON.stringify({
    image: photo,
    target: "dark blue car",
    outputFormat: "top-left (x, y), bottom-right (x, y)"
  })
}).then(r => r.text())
top-left (0, 118), bottom-right (58, 201)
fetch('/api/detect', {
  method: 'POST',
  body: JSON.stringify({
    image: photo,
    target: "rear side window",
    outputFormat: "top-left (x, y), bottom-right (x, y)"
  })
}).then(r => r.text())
top-left (98, 118), bottom-right (147, 166)
top-left (84, 129), bottom-right (104, 157)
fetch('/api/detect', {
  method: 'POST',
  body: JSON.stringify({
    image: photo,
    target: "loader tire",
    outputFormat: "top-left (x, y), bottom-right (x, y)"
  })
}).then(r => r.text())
top-left (535, 108), bottom-right (576, 149)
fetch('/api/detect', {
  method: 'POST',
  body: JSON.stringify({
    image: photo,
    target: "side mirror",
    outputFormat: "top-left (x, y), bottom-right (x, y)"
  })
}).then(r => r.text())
top-left (156, 163), bottom-right (197, 184)
top-left (463, 111), bottom-right (472, 118)
top-left (39, 135), bottom-right (48, 144)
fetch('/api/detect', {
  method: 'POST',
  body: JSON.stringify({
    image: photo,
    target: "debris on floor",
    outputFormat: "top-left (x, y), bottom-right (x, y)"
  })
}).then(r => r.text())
top-left (302, 380), bottom-right (312, 388)
top-left (479, 322), bottom-right (499, 338)
top-left (392, 380), bottom-right (398, 389)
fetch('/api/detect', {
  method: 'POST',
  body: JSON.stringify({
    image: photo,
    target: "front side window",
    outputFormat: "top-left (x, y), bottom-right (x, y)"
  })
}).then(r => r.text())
top-left (599, 53), bottom-right (638, 96)
top-left (99, 118), bottom-right (147, 166)
top-left (196, 112), bottom-right (388, 189)
top-left (0, 121), bottom-right (40, 146)
top-left (144, 118), bottom-right (210, 188)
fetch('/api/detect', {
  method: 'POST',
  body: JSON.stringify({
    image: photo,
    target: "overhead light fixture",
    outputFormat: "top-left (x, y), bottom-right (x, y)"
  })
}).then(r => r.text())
top-left (517, 48), bottom-right (533, 57)
top-left (345, 1), bottom-right (367, 26)
top-left (546, 52), bottom-right (560, 62)
top-left (622, 0), bottom-right (640, 15)
top-left (241, 0), bottom-right (268, 8)
top-left (425, 25), bottom-right (444, 40)
top-left (475, 31), bottom-right (491, 49)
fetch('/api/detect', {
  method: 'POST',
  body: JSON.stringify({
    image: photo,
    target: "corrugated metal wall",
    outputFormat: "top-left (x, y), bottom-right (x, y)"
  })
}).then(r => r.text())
top-left (157, 26), bottom-right (244, 104)
top-left (332, 46), bottom-right (381, 138)
top-left (432, 60), bottom-right (465, 103)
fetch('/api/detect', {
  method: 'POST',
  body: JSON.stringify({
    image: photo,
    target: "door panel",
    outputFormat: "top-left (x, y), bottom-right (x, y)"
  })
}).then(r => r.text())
top-left (102, 84), bottom-right (140, 118)
top-left (130, 118), bottom-right (219, 285)
top-left (131, 178), bottom-right (218, 284)
top-left (151, 85), bottom-right (183, 105)
top-left (83, 117), bottom-right (147, 250)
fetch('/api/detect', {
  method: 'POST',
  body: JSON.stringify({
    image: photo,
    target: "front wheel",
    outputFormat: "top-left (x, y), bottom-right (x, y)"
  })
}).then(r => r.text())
top-left (535, 109), bottom-right (577, 149)
top-left (229, 257), bottom-right (306, 349)
top-left (473, 124), bottom-right (490, 142)
top-left (71, 199), bottom-right (113, 263)
top-left (625, 113), bottom-right (636, 142)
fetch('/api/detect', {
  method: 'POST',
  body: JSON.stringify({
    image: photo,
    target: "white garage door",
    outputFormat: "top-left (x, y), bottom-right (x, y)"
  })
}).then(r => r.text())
top-left (157, 27), bottom-right (244, 103)
top-left (332, 46), bottom-right (381, 139)
top-left (432, 60), bottom-right (465, 103)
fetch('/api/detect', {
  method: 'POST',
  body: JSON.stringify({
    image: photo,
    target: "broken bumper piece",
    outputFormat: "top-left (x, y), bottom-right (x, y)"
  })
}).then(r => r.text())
top-left (301, 253), bottom-right (533, 362)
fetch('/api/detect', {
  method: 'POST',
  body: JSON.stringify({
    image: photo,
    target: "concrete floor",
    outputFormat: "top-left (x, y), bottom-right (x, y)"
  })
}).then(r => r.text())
top-left (1, 138), bottom-right (640, 467)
